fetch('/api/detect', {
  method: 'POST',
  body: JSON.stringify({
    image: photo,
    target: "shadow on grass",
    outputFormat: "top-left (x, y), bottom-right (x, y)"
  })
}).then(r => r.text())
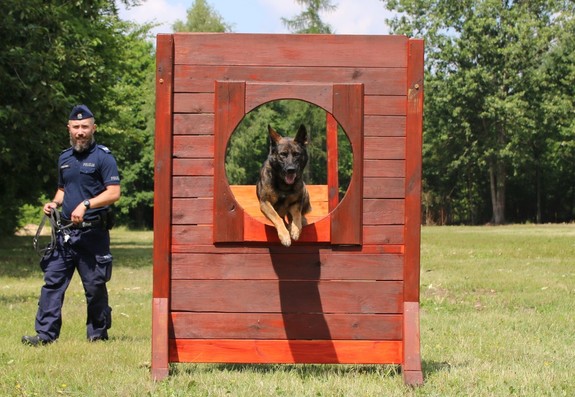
top-left (170, 360), bottom-right (453, 382)
top-left (422, 360), bottom-right (454, 377)
top-left (172, 363), bottom-right (402, 379)
top-left (0, 235), bottom-right (152, 278)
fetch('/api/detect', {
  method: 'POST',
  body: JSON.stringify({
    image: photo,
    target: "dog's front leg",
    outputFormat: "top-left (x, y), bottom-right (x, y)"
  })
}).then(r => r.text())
top-left (288, 204), bottom-right (303, 241)
top-left (260, 201), bottom-right (292, 246)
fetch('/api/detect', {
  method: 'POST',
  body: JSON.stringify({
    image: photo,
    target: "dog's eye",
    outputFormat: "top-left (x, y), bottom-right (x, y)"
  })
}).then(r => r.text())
top-left (280, 152), bottom-right (288, 157)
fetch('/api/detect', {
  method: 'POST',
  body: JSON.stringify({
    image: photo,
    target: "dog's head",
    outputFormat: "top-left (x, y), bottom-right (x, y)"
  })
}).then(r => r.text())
top-left (267, 124), bottom-right (309, 185)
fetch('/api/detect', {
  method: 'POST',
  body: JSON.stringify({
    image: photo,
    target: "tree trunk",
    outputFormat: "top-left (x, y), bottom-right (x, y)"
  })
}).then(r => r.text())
top-left (489, 158), bottom-right (506, 224)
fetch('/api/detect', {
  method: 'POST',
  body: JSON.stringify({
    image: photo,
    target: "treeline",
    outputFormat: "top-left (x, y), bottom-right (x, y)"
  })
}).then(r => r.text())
top-left (1, 0), bottom-right (574, 236)
top-left (382, 0), bottom-right (575, 224)
top-left (1, 0), bottom-right (156, 235)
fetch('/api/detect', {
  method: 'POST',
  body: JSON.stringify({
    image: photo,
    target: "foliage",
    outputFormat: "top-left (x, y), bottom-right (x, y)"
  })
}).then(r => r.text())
top-left (282, 0), bottom-right (337, 33)
top-left (99, 23), bottom-right (156, 228)
top-left (383, 0), bottom-right (575, 224)
top-left (1, 227), bottom-right (574, 395)
top-left (0, 0), bottom-right (151, 235)
top-left (172, 0), bottom-right (232, 32)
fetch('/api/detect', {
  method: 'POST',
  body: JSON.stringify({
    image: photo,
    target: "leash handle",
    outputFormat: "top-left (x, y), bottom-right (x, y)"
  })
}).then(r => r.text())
top-left (33, 208), bottom-right (60, 257)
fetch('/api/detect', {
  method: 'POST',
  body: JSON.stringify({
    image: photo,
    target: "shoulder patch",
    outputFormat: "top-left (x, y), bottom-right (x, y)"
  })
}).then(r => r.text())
top-left (98, 145), bottom-right (112, 154)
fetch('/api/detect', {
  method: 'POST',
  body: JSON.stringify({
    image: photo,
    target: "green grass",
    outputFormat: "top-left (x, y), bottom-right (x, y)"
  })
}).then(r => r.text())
top-left (1, 225), bottom-right (574, 396)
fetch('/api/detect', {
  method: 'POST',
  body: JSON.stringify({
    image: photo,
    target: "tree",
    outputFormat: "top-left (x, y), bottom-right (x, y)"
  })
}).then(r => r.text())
top-left (99, 22), bottom-right (156, 229)
top-left (172, 0), bottom-right (232, 32)
top-left (382, 0), bottom-right (575, 224)
top-left (282, 0), bottom-right (337, 34)
top-left (0, 0), bottom-right (147, 235)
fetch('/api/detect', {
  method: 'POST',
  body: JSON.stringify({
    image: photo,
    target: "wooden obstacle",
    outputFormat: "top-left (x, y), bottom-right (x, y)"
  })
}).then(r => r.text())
top-left (152, 33), bottom-right (424, 385)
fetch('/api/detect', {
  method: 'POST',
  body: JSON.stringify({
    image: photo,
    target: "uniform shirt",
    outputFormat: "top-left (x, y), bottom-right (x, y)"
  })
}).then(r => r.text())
top-left (58, 142), bottom-right (121, 220)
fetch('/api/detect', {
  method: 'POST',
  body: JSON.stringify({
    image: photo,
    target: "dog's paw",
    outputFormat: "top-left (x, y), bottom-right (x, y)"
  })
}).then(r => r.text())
top-left (290, 225), bottom-right (301, 241)
top-left (278, 230), bottom-right (292, 247)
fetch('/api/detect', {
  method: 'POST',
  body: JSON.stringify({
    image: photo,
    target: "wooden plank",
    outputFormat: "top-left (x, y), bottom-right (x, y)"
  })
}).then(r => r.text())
top-left (171, 313), bottom-right (402, 340)
top-left (172, 225), bottom-right (212, 245)
top-left (326, 113), bottom-right (339, 212)
top-left (365, 96), bottom-right (406, 116)
top-left (242, 215), bottom-right (331, 243)
top-left (173, 114), bottom-right (213, 135)
top-left (173, 176), bottom-right (213, 198)
top-left (170, 240), bottom-right (403, 255)
top-left (364, 160), bottom-right (405, 178)
top-left (172, 220), bottom-right (404, 248)
top-left (331, 84), bottom-right (364, 245)
top-left (363, 225), bottom-right (404, 245)
top-left (153, 34), bottom-right (174, 300)
top-left (403, 302), bottom-right (423, 384)
top-left (173, 34), bottom-right (408, 68)
top-left (173, 136), bottom-right (214, 158)
top-left (171, 280), bottom-right (403, 314)
top-left (364, 116), bottom-right (406, 137)
top-left (404, 39), bottom-right (424, 303)
top-left (363, 178), bottom-right (405, 199)
top-left (151, 297), bottom-right (169, 380)
top-left (174, 92), bottom-right (213, 113)
top-left (246, 83), bottom-right (333, 113)
top-left (363, 199), bottom-right (405, 225)
top-left (364, 137), bottom-right (405, 160)
top-left (174, 65), bottom-right (406, 96)
top-left (213, 81), bottom-right (247, 243)
top-left (173, 159), bottom-right (214, 176)
top-left (170, 339), bottom-right (403, 364)
top-left (173, 198), bottom-right (212, 225)
top-left (171, 252), bottom-right (404, 280)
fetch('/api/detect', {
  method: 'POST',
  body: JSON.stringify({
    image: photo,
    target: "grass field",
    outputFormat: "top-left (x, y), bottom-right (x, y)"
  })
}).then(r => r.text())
top-left (1, 225), bottom-right (573, 396)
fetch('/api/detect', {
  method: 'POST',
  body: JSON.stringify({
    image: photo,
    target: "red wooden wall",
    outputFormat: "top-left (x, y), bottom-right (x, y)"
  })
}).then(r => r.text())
top-left (152, 33), bottom-right (424, 385)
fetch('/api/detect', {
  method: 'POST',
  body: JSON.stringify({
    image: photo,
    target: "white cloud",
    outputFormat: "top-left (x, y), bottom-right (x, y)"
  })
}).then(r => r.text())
top-left (119, 0), bottom-right (393, 37)
top-left (118, 0), bottom-right (187, 36)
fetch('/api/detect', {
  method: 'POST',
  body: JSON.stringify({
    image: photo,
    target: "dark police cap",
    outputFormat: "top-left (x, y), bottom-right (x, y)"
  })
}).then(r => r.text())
top-left (69, 104), bottom-right (94, 120)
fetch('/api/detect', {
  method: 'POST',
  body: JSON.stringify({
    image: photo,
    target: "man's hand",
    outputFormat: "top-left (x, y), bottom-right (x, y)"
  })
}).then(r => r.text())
top-left (43, 202), bottom-right (59, 216)
top-left (71, 203), bottom-right (88, 224)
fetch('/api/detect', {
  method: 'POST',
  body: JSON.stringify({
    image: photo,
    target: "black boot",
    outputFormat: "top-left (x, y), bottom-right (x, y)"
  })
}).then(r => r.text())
top-left (21, 335), bottom-right (52, 346)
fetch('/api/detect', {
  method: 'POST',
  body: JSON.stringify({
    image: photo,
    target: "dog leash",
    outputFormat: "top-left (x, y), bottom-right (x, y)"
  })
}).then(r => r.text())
top-left (33, 208), bottom-right (72, 257)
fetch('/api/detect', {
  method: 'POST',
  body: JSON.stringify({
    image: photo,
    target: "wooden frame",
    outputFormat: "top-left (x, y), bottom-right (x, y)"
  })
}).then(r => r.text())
top-left (153, 33), bottom-right (424, 385)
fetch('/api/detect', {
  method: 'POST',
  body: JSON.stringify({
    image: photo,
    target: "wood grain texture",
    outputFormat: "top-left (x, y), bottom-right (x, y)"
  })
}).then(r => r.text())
top-left (169, 339), bottom-right (403, 364)
top-left (175, 65), bottom-right (406, 96)
top-left (171, 280), bottom-right (403, 314)
top-left (153, 34), bottom-right (174, 300)
top-left (171, 251), bottom-right (404, 280)
top-left (173, 34), bottom-right (408, 68)
top-left (171, 313), bottom-right (402, 340)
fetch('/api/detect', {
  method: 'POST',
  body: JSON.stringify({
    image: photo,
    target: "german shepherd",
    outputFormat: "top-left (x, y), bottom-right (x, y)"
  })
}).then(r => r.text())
top-left (256, 125), bottom-right (311, 247)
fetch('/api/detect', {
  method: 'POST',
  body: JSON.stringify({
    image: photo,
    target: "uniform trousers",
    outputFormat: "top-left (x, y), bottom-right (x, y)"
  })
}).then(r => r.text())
top-left (35, 227), bottom-right (112, 341)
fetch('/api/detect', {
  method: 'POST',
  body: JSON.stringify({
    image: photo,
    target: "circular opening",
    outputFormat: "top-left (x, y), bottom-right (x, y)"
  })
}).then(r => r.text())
top-left (224, 99), bottom-right (353, 224)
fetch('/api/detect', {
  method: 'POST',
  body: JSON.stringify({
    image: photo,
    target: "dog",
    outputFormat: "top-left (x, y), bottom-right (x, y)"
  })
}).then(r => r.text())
top-left (256, 125), bottom-right (311, 247)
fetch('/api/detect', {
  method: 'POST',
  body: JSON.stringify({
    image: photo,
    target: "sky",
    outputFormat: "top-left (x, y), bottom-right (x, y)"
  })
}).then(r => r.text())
top-left (118, 0), bottom-right (395, 37)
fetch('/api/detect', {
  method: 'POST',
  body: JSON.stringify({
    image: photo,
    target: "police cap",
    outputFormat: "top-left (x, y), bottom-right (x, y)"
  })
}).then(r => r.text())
top-left (69, 104), bottom-right (94, 121)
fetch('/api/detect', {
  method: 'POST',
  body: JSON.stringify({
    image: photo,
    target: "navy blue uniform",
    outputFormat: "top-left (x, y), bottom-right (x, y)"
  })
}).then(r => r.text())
top-left (35, 142), bottom-right (120, 342)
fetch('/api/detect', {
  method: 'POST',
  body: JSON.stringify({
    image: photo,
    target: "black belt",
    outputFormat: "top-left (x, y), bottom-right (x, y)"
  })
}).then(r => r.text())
top-left (62, 217), bottom-right (103, 229)
top-left (68, 219), bottom-right (103, 229)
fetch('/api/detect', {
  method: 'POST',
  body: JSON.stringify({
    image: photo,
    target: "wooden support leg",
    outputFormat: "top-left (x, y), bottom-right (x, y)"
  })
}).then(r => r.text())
top-left (402, 301), bottom-right (423, 385)
top-left (151, 297), bottom-right (169, 380)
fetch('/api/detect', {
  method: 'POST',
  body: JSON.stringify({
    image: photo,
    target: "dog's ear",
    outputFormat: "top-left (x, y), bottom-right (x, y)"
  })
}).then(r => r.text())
top-left (268, 125), bottom-right (282, 147)
top-left (295, 124), bottom-right (308, 146)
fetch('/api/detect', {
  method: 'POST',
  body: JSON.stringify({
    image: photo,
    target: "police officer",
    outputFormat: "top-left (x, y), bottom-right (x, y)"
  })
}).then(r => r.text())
top-left (22, 104), bottom-right (121, 346)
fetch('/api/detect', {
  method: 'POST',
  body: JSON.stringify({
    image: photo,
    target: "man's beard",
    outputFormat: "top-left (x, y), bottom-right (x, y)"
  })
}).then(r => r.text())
top-left (71, 136), bottom-right (95, 153)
